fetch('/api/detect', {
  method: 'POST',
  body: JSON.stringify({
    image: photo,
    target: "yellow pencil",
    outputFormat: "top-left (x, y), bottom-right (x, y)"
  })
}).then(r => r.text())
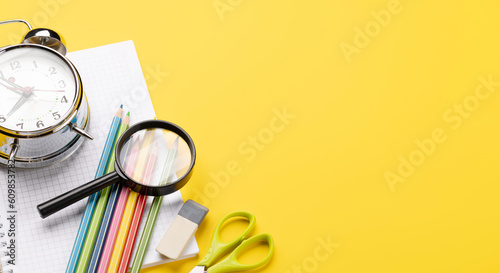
top-left (106, 129), bottom-right (155, 273)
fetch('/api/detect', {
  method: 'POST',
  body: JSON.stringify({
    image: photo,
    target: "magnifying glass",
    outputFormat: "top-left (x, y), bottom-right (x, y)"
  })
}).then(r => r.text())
top-left (37, 119), bottom-right (196, 218)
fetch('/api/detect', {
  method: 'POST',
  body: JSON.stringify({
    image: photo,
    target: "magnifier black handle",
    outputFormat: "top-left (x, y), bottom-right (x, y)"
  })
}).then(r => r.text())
top-left (37, 172), bottom-right (121, 218)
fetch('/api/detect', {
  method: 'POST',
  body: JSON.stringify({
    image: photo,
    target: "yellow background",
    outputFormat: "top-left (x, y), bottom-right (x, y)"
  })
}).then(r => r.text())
top-left (3, 0), bottom-right (500, 272)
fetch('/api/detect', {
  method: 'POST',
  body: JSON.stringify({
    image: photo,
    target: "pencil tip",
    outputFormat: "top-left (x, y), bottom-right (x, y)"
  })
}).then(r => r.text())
top-left (120, 104), bottom-right (123, 108)
top-left (172, 136), bottom-right (179, 149)
top-left (126, 111), bottom-right (130, 116)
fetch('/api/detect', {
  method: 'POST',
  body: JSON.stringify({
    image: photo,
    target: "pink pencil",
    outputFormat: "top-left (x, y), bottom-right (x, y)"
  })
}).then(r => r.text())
top-left (96, 136), bottom-right (142, 273)
top-left (117, 142), bottom-right (158, 273)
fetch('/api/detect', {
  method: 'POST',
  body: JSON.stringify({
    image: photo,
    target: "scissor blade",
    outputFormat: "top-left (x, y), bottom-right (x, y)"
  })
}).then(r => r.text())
top-left (189, 265), bottom-right (206, 273)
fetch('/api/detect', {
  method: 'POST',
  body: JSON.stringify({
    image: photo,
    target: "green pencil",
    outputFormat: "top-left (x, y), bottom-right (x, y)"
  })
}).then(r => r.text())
top-left (75, 111), bottom-right (130, 273)
top-left (67, 105), bottom-right (122, 273)
top-left (130, 136), bottom-right (179, 273)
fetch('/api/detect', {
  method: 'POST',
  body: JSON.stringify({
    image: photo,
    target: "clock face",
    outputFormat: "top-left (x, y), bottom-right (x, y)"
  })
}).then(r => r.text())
top-left (0, 46), bottom-right (77, 133)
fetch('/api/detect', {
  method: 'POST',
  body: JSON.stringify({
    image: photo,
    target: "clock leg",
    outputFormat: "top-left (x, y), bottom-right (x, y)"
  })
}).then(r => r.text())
top-left (69, 123), bottom-right (94, 140)
top-left (8, 139), bottom-right (20, 163)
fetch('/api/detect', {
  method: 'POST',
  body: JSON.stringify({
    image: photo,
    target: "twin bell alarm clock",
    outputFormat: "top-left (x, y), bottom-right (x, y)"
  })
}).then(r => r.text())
top-left (0, 19), bottom-right (92, 168)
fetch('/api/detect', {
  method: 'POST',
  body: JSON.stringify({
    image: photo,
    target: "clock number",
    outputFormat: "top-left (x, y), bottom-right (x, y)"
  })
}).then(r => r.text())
top-left (52, 112), bottom-right (61, 120)
top-left (0, 115), bottom-right (5, 123)
top-left (59, 80), bottom-right (66, 88)
top-left (61, 96), bottom-right (68, 103)
top-left (16, 123), bottom-right (23, 129)
top-left (36, 121), bottom-right (44, 128)
top-left (33, 61), bottom-right (38, 68)
top-left (10, 61), bottom-right (20, 70)
top-left (0, 71), bottom-right (3, 78)
top-left (49, 67), bottom-right (57, 75)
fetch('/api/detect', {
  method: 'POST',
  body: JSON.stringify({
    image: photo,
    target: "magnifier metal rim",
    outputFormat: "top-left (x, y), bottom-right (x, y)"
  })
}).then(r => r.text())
top-left (114, 119), bottom-right (196, 196)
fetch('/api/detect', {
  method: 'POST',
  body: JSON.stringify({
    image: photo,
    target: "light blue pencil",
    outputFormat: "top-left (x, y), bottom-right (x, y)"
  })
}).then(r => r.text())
top-left (66, 105), bottom-right (123, 273)
top-left (85, 112), bottom-right (130, 273)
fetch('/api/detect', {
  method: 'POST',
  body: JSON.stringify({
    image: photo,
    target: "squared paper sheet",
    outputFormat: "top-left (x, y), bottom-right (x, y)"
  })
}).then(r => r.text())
top-left (0, 41), bottom-right (198, 272)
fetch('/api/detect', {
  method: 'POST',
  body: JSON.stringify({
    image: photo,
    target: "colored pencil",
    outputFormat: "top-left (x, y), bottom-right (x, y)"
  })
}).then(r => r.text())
top-left (96, 135), bottom-right (141, 273)
top-left (84, 112), bottom-right (130, 273)
top-left (75, 112), bottom-right (125, 273)
top-left (117, 142), bottom-right (158, 273)
top-left (66, 105), bottom-right (123, 273)
top-left (107, 129), bottom-right (155, 273)
top-left (130, 136), bottom-right (179, 273)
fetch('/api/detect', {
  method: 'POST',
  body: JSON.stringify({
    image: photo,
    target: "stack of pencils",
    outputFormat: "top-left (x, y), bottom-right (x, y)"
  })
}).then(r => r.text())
top-left (65, 105), bottom-right (176, 273)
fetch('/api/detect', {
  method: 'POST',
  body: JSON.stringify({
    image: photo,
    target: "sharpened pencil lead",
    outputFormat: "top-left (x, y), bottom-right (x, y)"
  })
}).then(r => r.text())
top-left (172, 136), bottom-right (179, 151)
top-left (122, 112), bottom-right (130, 126)
top-left (115, 105), bottom-right (123, 118)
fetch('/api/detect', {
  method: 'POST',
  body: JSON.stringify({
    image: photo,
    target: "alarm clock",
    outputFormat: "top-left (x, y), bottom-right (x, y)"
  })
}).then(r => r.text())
top-left (0, 19), bottom-right (92, 168)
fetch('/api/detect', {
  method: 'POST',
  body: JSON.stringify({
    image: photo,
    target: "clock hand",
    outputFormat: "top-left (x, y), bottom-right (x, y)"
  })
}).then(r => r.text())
top-left (0, 77), bottom-right (41, 98)
top-left (0, 82), bottom-right (23, 94)
top-left (0, 79), bottom-right (23, 95)
top-left (6, 92), bottom-right (30, 118)
top-left (32, 89), bottom-right (65, 92)
top-left (2, 77), bottom-right (64, 93)
top-left (0, 76), bottom-right (26, 92)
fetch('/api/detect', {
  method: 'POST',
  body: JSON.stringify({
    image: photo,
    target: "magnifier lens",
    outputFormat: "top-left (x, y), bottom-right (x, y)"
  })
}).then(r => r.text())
top-left (118, 128), bottom-right (192, 187)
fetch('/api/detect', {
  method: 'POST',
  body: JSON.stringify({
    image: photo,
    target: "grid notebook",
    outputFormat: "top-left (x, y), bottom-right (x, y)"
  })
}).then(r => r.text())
top-left (0, 41), bottom-right (198, 272)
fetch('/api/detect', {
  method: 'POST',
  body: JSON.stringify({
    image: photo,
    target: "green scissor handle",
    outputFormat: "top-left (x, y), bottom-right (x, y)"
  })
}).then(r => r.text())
top-left (207, 233), bottom-right (274, 273)
top-left (198, 211), bottom-right (256, 268)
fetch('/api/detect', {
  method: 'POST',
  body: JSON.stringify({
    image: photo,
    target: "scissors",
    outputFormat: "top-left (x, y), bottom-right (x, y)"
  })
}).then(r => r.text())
top-left (189, 211), bottom-right (274, 273)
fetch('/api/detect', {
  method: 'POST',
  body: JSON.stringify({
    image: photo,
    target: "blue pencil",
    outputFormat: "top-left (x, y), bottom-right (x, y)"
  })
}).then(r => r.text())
top-left (86, 112), bottom-right (130, 273)
top-left (66, 105), bottom-right (123, 273)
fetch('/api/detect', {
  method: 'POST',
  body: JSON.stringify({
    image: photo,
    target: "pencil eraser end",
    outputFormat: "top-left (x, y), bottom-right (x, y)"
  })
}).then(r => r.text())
top-left (156, 200), bottom-right (208, 259)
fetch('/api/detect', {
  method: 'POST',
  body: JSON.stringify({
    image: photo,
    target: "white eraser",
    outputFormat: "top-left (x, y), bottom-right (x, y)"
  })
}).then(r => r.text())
top-left (156, 200), bottom-right (208, 259)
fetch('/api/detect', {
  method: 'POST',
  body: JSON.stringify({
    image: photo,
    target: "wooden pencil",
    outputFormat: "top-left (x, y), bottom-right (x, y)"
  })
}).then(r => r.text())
top-left (117, 142), bottom-right (158, 273)
top-left (66, 105), bottom-right (122, 273)
top-left (106, 129), bottom-right (155, 273)
top-left (96, 134), bottom-right (141, 273)
top-left (130, 136), bottom-right (179, 273)
top-left (84, 112), bottom-right (130, 273)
